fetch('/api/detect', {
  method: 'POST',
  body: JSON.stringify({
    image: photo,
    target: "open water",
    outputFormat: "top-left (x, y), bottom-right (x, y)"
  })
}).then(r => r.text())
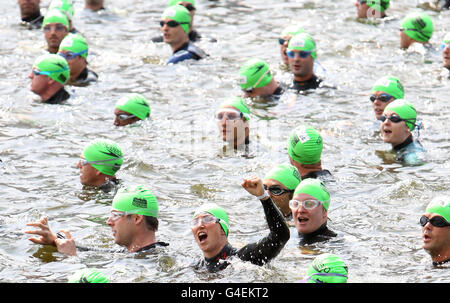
top-left (0, 0), bottom-right (449, 283)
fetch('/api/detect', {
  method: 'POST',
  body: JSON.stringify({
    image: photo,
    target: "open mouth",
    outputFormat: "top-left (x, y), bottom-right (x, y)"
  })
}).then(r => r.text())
top-left (198, 231), bottom-right (207, 243)
top-left (298, 217), bottom-right (309, 224)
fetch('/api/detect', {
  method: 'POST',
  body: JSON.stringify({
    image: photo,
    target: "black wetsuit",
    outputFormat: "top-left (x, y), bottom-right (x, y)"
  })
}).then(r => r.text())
top-left (433, 258), bottom-right (450, 267)
top-left (20, 11), bottom-right (43, 29)
top-left (195, 197), bottom-right (290, 273)
top-left (43, 87), bottom-right (70, 104)
top-left (167, 41), bottom-right (207, 64)
top-left (290, 74), bottom-right (323, 91)
top-left (298, 222), bottom-right (336, 245)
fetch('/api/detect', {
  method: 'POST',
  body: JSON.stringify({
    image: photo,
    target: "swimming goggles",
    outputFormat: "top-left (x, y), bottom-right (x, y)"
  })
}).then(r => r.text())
top-left (379, 114), bottom-right (412, 124)
top-left (80, 157), bottom-right (122, 167)
top-left (242, 69), bottom-right (270, 93)
top-left (264, 185), bottom-right (294, 196)
top-left (289, 199), bottom-right (322, 210)
top-left (441, 42), bottom-right (450, 50)
top-left (369, 93), bottom-right (394, 103)
top-left (32, 67), bottom-right (68, 76)
top-left (116, 113), bottom-right (136, 121)
top-left (286, 50), bottom-right (312, 59)
top-left (215, 108), bottom-right (243, 121)
top-left (420, 215), bottom-right (450, 228)
top-left (159, 20), bottom-right (190, 28)
top-left (191, 214), bottom-right (220, 228)
top-left (43, 24), bottom-right (67, 32)
top-left (58, 50), bottom-right (88, 61)
top-left (301, 273), bottom-right (348, 283)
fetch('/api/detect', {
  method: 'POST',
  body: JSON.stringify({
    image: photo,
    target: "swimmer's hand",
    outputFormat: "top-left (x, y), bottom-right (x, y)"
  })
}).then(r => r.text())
top-left (54, 230), bottom-right (77, 256)
top-left (25, 217), bottom-right (58, 246)
top-left (241, 176), bottom-right (265, 197)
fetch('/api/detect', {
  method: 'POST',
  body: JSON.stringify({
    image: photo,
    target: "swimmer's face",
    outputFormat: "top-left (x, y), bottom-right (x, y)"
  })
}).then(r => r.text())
top-left (77, 156), bottom-right (103, 186)
top-left (263, 179), bottom-right (293, 218)
top-left (191, 214), bottom-right (227, 258)
top-left (280, 35), bottom-right (293, 65)
top-left (18, 0), bottom-right (40, 17)
top-left (442, 43), bottom-right (450, 69)
top-left (288, 51), bottom-right (314, 81)
top-left (161, 18), bottom-right (188, 46)
top-left (355, 1), bottom-right (369, 19)
top-left (106, 211), bottom-right (134, 248)
top-left (43, 22), bottom-right (68, 53)
top-left (371, 91), bottom-right (395, 120)
top-left (380, 110), bottom-right (411, 146)
top-left (291, 193), bottom-right (327, 235)
top-left (29, 68), bottom-right (50, 96)
top-left (57, 50), bottom-right (86, 81)
top-left (399, 30), bottom-right (414, 50)
top-left (216, 106), bottom-right (249, 147)
top-left (421, 213), bottom-right (450, 259)
top-left (114, 108), bottom-right (139, 127)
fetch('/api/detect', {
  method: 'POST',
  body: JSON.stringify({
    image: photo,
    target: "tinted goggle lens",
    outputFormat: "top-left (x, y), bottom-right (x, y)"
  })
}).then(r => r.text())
top-left (420, 215), bottom-right (450, 227)
top-left (286, 50), bottom-right (312, 58)
top-left (263, 185), bottom-right (291, 196)
top-left (379, 114), bottom-right (403, 123)
top-left (160, 20), bottom-right (180, 27)
top-left (369, 93), bottom-right (393, 103)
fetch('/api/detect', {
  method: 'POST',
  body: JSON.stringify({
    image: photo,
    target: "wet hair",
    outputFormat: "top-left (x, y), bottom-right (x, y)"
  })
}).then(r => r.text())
top-left (144, 216), bottom-right (159, 232)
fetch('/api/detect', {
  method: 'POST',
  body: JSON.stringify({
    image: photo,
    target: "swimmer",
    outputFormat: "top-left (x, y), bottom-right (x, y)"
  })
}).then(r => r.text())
top-left (399, 12), bottom-right (434, 50)
top-left (26, 185), bottom-right (168, 255)
top-left (300, 253), bottom-right (348, 283)
top-left (238, 58), bottom-right (285, 100)
top-left (114, 94), bottom-right (151, 127)
top-left (441, 33), bottom-right (450, 70)
top-left (28, 54), bottom-right (70, 104)
top-left (370, 75), bottom-right (404, 120)
top-left (48, 0), bottom-right (78, 34)
top-left (160, 5), bottom-right (207, 64)
top-left (68, 268), bottom-right (109, 283)
top-left (58, 33), bottom-right (98, 86)
top-left (290, 178), bottom-right (337, 245)
top-left (287, 125), bottom-right (333, 181)
top-left (421, 196), bottom-right (450, 266)
top-left (263, 164), bottom-right (301, 219)
top-left (278, 25), bottom-right (306, 68)
top-left (192, 177), bottom-right (289, 272)
top-left (152, 1), bottom-right (205, 43)
top-left (84, 0), bottom-right (105, 11)
top-left (355, 0), bottom-right (390, 19)
top-left (76, 139), bottom-right (123, 191)
top-left (215, 96), bottom-right (250, 149)
top-left (380, 99), bottom-right (425, 165)
top-left (18, 0), bottom-right (43, 29)
top-left (42, 8), bottom-right (70, 54)
top-left (287, 33), bottom-right (323, 91)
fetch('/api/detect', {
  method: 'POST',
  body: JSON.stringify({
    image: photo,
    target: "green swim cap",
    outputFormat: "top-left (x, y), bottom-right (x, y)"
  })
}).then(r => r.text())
top-left (193, 203), bottom-right (229, 237)
top-left (219, 96), bottom-right (251, 121)
top-left (383, 99), bottom-right (417, 131)
top-left (287, 33), bottom-right (317, 59)
top-left (161, 5), bottom-right (191, 34)
top-left (49, 0), bottom-right (74, 21)
top-left (371, 75), bottom-right (404, 100)
top-left (115, 93), bottom-right (151, 120)
top-left (401, 12), bottom-right (434, 43)
top-left (264, 164), bottom-right (301, 190)
top-left (287, 125), bottom-right (323, 165)
top-left (168, 0), bottom-right (195, 7)
top-left (82, 139), bottom-right (123, 176)
top-left (281, 25), bottom-right (306, 38)
top-left (425, 196), bottom-right (450, 223)
top-left (42, 8), bottom-right (69, 31)
top-left (238, 58), bottom-right (273, 91)
top-left (112, 185), bottom-right (159, 218)
top-left (68, 268), bottom-right (109, 283)
top-left (366, 0), bottom-right (390, 12)
top-left (293, 178), bottom-right (330, 211)
top-left (33, 54), bottom-right (70, 85)
top-left (305, 254), bottom-right (348, 283)
top-left (443, 32), bottom-right (450, 43)
top-left (59, 33), bottom-right (89, 59)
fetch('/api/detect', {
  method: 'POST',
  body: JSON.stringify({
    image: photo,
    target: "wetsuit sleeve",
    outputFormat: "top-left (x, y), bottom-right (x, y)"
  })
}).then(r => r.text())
top-left (236, 197), bottom-right (290, 266)
top-left (166, 50), bottom-right (199, 65)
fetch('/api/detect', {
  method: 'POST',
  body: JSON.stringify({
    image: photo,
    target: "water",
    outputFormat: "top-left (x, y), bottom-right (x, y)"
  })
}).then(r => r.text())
top-left (0, 0), bottom-right (449, 283)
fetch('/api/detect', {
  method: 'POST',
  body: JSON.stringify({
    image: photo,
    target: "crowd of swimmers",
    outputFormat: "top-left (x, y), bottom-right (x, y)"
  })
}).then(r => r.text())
top-left (15, 0), bottom-right (450, 283)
